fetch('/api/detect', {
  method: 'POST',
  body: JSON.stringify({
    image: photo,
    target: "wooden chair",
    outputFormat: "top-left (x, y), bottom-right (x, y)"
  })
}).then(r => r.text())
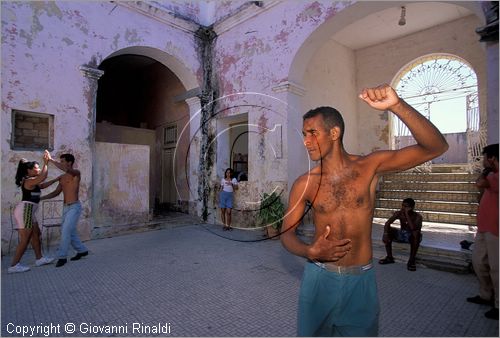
top-left (41, 200), bottom-right (63, 252)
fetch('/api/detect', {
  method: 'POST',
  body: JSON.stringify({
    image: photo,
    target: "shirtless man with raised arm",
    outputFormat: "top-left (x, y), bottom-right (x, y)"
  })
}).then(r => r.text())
top-left (40, 151), bottom-right (88, 267)
top-left (280, 84), bottom-right (448, 336)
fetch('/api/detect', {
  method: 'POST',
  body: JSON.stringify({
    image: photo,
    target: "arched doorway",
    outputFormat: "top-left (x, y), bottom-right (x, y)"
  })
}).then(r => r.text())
top-left (391, 54), bottom-right (485, 172)
top-left (287, 1), bottom-right (483, 185)
top-left (94, 51), bottom-right (193, 223)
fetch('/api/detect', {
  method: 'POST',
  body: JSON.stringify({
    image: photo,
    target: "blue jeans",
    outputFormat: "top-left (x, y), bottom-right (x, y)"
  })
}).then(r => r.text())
top-left (57, 202), bottom-right (88, 259)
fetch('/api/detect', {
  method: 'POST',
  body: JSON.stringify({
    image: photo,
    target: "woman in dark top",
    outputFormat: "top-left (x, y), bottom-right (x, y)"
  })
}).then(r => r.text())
top-left (9, 153), bottom-right (57, 273)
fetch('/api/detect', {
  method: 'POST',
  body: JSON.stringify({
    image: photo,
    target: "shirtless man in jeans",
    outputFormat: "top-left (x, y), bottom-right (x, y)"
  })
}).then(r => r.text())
top-left (40, 151), bottom-right (88, 267)
top-left (280, 84), bottom-right (448, 336)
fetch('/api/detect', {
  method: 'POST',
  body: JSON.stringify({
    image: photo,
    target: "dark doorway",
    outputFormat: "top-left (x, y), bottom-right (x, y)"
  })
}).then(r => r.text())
top-left (96, 54), bottom-right (190, 215)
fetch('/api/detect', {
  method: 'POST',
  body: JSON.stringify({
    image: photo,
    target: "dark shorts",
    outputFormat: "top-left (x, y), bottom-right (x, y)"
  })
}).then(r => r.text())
top-left (389, 227), bottom-right (422, 243)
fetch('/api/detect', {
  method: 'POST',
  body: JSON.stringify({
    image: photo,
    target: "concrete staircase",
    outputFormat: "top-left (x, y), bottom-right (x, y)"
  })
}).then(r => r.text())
top-left (374, 165), bottom-right (480, 227)
top-left (373, 165), bottom-right (480, 273)
top-left (296, 165), bottom-right (480, 273)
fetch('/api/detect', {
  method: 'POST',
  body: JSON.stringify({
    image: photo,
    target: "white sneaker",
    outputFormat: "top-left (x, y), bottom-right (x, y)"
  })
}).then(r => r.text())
top-left (8, 263), bottom-right (31, 273)
top-left (35, 257), bottom-right (55, 267)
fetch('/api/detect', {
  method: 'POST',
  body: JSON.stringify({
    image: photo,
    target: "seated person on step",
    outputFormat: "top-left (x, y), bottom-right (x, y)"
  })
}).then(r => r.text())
top-left (379, 198), bottom-right (423, 271)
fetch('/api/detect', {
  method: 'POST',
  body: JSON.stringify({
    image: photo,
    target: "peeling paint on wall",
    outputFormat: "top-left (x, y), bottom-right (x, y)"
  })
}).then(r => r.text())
top-left (62, 37), bottom-right (74, 46)
top-left (31, 1), bottom-right (63, 20)
top-left (296, 1), bottom-right (323, 24)
top-left (1, 0), bottom-right (202, 246)
top-left (28, 99), bottom-right (40, 110)
top-left (125, 28), bottom-right (142, 44)
top-left (94, 143), bottom-right (150, 227)
top-left (379, 124), bottom-right (389, 144)
top-left (65, 9), bottom-right (89, 35)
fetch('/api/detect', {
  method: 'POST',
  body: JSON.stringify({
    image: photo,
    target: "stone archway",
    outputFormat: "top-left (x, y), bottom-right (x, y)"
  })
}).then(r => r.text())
top-left (288, 1), bottom-right (483, 86)
top-left (390, 53), bottom-right (484, 172)
top-left (106, 46), bottom-right (199, 91)
top-left (287, 1), bottom-right (484, 161)
top-left (93, 47), bottom-right (197, 226)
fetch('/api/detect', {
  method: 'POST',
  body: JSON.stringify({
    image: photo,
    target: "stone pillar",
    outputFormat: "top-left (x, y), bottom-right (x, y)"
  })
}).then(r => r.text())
top-left (79, 65), bottom-right (104, 234)
top-left (272, 81), bottom-right (307, 196)
top-left (185, 96), bottom-right (203, 216)
top-left (485, 43), bottom-right (499, 144)
top-left (476, 2), bottom-right (499, 144)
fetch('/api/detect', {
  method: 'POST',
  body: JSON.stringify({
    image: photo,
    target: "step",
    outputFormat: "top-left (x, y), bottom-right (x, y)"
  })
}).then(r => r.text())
top-left (382, 172), bottom-right (477, 183)
top-left (374, 208), bottom-right (476, 226)
top-left (379, 181), bottom-right (478, 192)
top-left (376, 199), bottom-right (478, 214)
top-left (372, 220), bottom-right (474, 274)
top-left (400, 164), bottom-right (470, 173)
top-left (372, 241), bottom-right (472, 274)
top-left (376, 190), bottom-right (479, 203)
top-left (429, 164), bottom-right (470, 173)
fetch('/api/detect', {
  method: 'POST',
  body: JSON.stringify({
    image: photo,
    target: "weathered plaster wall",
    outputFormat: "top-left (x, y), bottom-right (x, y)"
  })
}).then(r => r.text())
top-left (1, 1), bottom-right (200, 247)
top-left (150, 0), bottom-right (248, 26)
top-left (93, 143), bottom-right (149, 232)
top-left (96, 125), bottom-right (155, 146)
top-left (397, 132), bottom-right (468, 163)
top-left (355, 15), bottom-right (486, 155)
top-left (212, 1), bottom-right (352, 210)
top-left (151, 0), bottom-right (202, 23)
top-left (302, 39), bottom-right (359, 154)
top-left (215, 1), bottom-right (350, 95)
top-left (485, 41), bottom-right (499, 144)
top-left (96, 124), bottom-right (156, 206)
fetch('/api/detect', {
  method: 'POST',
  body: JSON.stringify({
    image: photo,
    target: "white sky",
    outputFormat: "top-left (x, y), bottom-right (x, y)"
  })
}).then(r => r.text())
top-left (429, 97), bottom-right (467, 134)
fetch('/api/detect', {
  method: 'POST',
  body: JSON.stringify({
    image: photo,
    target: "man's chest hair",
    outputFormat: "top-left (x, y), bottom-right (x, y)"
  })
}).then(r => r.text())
top-left (61, 174), bottom-right (78, 184)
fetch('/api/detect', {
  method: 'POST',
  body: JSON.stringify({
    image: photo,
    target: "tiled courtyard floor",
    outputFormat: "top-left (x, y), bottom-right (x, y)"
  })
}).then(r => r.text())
top-left (2, 220), bottom-right (498, 337)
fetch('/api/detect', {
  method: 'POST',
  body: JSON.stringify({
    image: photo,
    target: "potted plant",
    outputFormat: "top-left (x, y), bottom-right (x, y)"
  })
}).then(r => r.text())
top-left (258, 192), bottom-right (285, 239)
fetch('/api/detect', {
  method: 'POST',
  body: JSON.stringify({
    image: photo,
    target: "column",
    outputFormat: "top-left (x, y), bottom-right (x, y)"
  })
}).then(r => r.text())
top-left (271, 80), bottom-right (307, 195)
top-left (476, 2), bottom-right (499, 144)
top-left (79, 65), bottom-right (104, 231)
top-left (185, 96), bottom-right (203, 216)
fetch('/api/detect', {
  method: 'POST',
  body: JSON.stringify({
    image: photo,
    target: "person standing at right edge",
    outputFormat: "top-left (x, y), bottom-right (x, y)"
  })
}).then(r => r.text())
top-left (467, 143), bottom-right (499, 320)
top-left (40, 151), bottom-right (89, 268)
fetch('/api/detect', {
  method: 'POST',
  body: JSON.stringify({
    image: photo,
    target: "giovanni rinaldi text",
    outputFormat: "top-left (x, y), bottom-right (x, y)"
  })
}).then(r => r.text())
top-left (6, 322), bottom-right (172, 336)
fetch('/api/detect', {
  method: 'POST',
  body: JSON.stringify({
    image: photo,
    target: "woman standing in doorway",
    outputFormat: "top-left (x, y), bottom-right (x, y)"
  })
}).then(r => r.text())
top-left (219, 168), bottom-right (238, 231)
top-left (9, 153), bottom-right (56, 273)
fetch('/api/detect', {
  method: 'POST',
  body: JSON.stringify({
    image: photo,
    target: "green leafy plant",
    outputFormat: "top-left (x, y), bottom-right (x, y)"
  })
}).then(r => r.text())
top-left (258, 192), bottom-right (285, 230)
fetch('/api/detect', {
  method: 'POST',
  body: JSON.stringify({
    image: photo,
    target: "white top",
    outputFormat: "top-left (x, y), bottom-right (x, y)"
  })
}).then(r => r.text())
top-left (221, 178), bottom-right (238, 192)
